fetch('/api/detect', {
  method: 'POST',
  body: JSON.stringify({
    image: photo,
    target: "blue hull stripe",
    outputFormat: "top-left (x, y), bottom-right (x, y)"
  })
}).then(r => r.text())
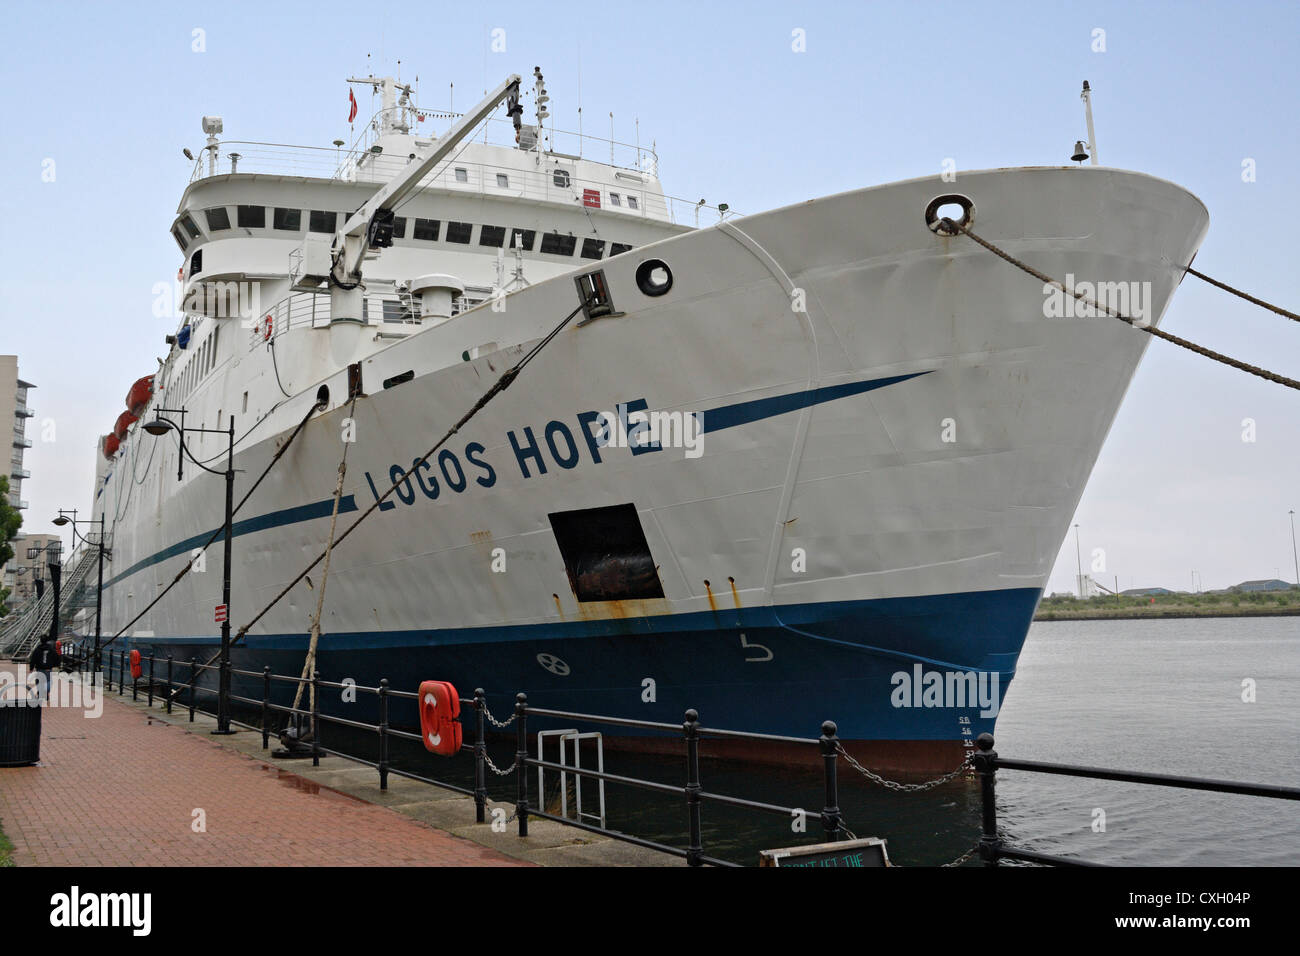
top-left (103, 371), bottom-right (930, 589)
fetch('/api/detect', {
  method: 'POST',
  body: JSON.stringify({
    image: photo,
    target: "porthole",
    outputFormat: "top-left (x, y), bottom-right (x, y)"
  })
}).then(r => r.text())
top-left (635, 259), bottom-right (673, 297)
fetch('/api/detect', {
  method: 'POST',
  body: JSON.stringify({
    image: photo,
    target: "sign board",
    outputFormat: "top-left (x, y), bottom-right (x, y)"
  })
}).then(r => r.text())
top-left (214, 604), bottom-right (228, 623)
top-left (759, 837), bottom-right (890, 868)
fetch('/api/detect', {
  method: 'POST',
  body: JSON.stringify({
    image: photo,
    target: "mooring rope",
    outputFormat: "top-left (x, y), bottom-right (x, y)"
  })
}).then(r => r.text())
top-left (230, 295), bottom-right (592, 646)
top-left (290, 394), bottom-right (358, 716)
top-left (944, 219), bottom-right (1300, 392)
top-left (100, 398), bottom-right (326, 653)
top-left (1184, 266), bottom-right (1300, 323)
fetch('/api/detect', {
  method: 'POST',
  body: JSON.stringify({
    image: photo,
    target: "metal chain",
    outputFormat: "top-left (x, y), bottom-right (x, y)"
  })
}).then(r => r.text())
top-left (944, 219), bottom-right (1300, 393)
top-left (480, 703), bottom-right (516, 729)
top-left (482, 751), bottom-right (517, 776)
top-left (835, 743), bottom-right (972, 792)
top-left (942, 844), bottom-right (980, 868)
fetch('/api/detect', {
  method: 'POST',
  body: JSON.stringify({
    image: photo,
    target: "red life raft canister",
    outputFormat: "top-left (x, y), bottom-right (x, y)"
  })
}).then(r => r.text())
top-left (113, 410), bottom-right (138, 440)
top-left (129, 649), bottom-right (143, 680)
top-left (418, 680), bottom-right (462, 756)
top-left (124, 375), bottom-right (155, 417)
top-left (103, 434), bottom-right (120, 459)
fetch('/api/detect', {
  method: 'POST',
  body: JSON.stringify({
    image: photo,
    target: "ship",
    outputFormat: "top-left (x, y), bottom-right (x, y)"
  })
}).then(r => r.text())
top-left (78, 70), bottom-right (1207, 774)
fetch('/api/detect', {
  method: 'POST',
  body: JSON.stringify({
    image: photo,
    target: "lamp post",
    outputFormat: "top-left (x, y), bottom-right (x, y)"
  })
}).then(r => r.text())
top-left (1073, 523), bottom-right (1083, 597)
top-left (52, 508), bottom-right (107, 678)
top-left (143, 407), bottom-right (236, 735)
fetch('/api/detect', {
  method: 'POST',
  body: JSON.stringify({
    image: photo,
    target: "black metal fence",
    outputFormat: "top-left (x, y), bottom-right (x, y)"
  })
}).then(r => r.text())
top-left (82, 647), bottom-right (846, 867)
top-left (67, 646), bottom-right (1300, 867)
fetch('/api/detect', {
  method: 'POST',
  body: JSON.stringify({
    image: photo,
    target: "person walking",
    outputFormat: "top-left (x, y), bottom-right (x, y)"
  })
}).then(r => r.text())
top-left (27, 637), bottom-right (61, 703)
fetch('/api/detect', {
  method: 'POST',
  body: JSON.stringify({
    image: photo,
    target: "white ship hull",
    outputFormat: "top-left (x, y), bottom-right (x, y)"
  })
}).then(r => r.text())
top-left (95, 166), bottom-right (1208, 771)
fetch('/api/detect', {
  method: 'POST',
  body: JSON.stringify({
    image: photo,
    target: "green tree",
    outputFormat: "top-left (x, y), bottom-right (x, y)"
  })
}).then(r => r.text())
top-left (0, 475), bottom-right (23, 616)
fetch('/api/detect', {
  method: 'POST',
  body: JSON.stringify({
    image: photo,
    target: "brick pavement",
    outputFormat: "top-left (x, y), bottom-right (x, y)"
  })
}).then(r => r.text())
top-left (0, 672), bottom-right (526, 866)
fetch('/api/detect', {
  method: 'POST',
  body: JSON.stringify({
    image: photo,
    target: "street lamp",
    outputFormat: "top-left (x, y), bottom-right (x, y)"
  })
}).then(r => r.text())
top-left (52, 508), bottom-right (107, 677)
top-left (142, 406), bottom-right (236, 734)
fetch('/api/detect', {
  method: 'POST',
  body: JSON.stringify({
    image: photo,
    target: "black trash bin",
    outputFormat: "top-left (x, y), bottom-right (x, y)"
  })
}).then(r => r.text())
top-left (0, 701), bottom-right (42, 767)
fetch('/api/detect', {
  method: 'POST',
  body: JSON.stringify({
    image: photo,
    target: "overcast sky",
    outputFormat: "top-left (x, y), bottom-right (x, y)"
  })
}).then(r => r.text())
top-left (2, 0), bottom-right (1297, 594)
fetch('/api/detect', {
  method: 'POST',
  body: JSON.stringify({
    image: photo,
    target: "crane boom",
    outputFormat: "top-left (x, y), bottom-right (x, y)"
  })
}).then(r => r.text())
top-left (331, 73), bottom-right (523, 285)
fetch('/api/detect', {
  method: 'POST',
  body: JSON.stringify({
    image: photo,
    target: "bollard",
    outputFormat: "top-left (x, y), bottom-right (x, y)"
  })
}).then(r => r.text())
top-left (189, 658), bottom-right (197, 722)
top-left (820, 720), bottom-right (843, 842)
top-left (310, 670), bottom-right (321, 767)
top-left (684, 709), bottom-right (703, 867)
top-left (261, 666), bottom-right (271, 750)
top-left (972, 733), bottom-right (1001, 867)
top-left (377, 679), bottom-right (390, 792)
top-left (473, 688), bottom-right (487, 824)
top-left (515, 693), bottom-right (529, 837)
top-left (166, 656), bottom-right (174, 714)
top-left (147, 655), bottom-right (155, 708)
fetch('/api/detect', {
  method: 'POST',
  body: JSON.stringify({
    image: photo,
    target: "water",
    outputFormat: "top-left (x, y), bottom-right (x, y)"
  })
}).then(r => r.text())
top-left (319, 617), bottom-right (1299, 866)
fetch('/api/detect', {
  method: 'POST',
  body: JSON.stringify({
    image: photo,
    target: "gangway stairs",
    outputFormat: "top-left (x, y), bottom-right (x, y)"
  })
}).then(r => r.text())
top-left (1, 549), bottom-right (96, 660)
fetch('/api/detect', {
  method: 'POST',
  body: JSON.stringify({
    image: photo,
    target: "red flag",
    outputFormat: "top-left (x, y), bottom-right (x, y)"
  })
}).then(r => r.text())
top-left (348, 88), bottom-right (358, 123)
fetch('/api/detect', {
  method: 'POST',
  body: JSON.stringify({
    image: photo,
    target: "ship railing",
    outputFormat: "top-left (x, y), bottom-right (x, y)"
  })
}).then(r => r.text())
top-left (189, 136), bottom-right (732, 226)
top-left (247, 286), bottom-right (493, 352)
top-left (73, 652), bottom-right (850, 867)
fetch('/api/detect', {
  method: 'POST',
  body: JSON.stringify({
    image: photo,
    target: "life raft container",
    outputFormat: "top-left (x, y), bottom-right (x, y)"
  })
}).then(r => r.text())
top-left (418, 680), bottom-right (462, 756)
top-left (124, 375), bottom-right (154, 417)
top-left (113, 410), bottom-right (138, 440)
top-left (129, 649), bottom-right (142, 680)
top-left (103, 434), bottom-right (120, 459)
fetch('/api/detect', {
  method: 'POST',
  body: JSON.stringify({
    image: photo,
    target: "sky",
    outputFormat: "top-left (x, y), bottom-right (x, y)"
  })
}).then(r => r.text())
top-left (1, 0), bottom-right (1297, 594)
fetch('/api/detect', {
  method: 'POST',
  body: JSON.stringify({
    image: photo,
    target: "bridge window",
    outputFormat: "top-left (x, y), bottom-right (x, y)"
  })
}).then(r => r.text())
top-left (391, 217), bottom-right (407, 239)
top-left (273, 208), bottom-right (302, 231)
top-left (180, 215), bottom-right (202, 239)
top-left (446, 221), bottom-right (473, 244)
top-left (454, 167), bottom-right (469, 183)
top-left (204, 207), bottom-right (231, 231)
top-left (627, 196), bottom-right (639, 210)
top-left (581, 238), bottom-right (606, 260)
top-left (190, 249), bottom-right (202, 276)
top-left (609, 193), bottom-right (621, 207)
top-left (609, 242), bottom-right (634, 257)
top-left (309, 210), bottom-right (337, 233)
top-left (496, 173), bottom-right (509, 188)
top-left (172, 226), bottom-right (189, 252)
top-left (413, 218), bottom-right (440, 241)
top-left (510, 229), bottom-right (536, 251)
top-left (237, 205), bottom-right (265, 228)
top-left (540, 232), bottom-right (576, 256)
top-left (479, 225), bottom-right (506, 248)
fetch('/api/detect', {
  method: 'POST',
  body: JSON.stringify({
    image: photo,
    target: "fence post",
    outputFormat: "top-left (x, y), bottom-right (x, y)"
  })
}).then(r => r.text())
top-left (189, 658), bottom-right (197, 722)
top-left (147, 655), bottom-right (155, 708)
top-left (684, 708), bottom-right (703, 867)
top-left (820, 720), bottom-right (843, 842)
top-left (972, 733), bottom-right (1000, 867)
top-left (377, 679), bottom-right (390, 792)
top-left (166, 656), bottom-right (173, 714)
top-left (105, 650), bottom-right (112, 692)
top-left (118, 651), bottom-right (125, 696)
top-left (310, 670), bottom-right (321, 768)
top-left (473, 688), bottom-right (487, 824)
top-left (515, 693), bottom-right (529, 837)
top-left (132, 654), bottom-right (138, 701)
top-left (261, 666), bottom-right (271, 750)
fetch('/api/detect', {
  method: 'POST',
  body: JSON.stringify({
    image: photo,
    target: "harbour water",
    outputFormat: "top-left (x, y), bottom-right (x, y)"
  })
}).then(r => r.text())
top-left (353, 616), bottom-right (1298, 866)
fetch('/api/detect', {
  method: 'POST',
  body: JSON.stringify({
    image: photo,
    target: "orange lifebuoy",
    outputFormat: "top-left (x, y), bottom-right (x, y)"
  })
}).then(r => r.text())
top-left (262, 315), bottom-right (273, 341)
top-left (129, 649), bottom-right (142, 680)
top-left (418, 680), bottom-right (462, 756)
